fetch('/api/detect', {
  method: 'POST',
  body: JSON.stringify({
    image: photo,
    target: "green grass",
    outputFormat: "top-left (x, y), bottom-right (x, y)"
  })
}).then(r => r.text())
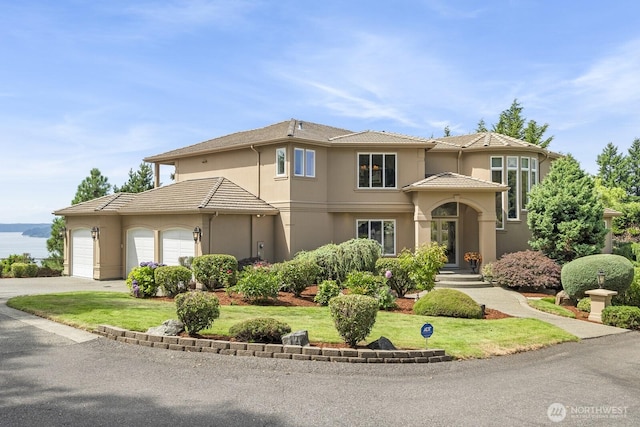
top-left (528, 297), bottom-right (576, 318)
top-left (7, 291), bottom-right (578, 359)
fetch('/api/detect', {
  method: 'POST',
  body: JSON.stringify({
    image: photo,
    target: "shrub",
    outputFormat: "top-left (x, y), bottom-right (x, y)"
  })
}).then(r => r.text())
top-left (36, 266), bottom-right (63, 277)
top-left (10, 262), bottom-right (32, 278)
top-left (2, 254), bottom-right (34, 276)
top-left (492, 250), bottom-right (561, 289)
top-left (228, 318), bottom-right (292, 343)
top-left (314, 280), bottom-right (342, 306)
top-left (154, 265), bottom-right (193, 297)
top-left (613, 267), bottom-right (640, 307)
top-left (399, 243), bottom-right (447, 292)
top-left (343, 271), bottom-right (396, 310)
top-left (329, 294), bottom-right (378, 347)
top-left (576, 298), bottom-right (591, 312)
top-left (294, 243), bottom-right (341, 282)
top-left (175, 291), bottom-right (220, 336)
top-left (337, 238), bottom-right (381, 278)
top-left (233, 266), bottom-right (280, 303)
top-left (601, 306), bottom-right (640, 330)
top-left (192, 254), bottom-right (238, 290)
top-left (481, 262), bottom-right (494, 283)
top-left (561, 254), bottom-right (634, 300)
top-left (126, 262), bottom-right (164, 298)
top-left (413, 289), bottom-right (483, 319)
top-left (376, 258), bottom-right (412, 297)
top-left (277, 259), bottom-right (321, 296)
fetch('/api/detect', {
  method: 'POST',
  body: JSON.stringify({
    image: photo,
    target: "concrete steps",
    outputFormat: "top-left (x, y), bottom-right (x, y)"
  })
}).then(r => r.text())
top-left (435, 270), bottom-right (492, 289)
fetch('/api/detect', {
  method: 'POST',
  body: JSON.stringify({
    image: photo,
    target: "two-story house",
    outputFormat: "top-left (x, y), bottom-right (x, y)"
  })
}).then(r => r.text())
top-left (54, 118), bottom-right (613, 280)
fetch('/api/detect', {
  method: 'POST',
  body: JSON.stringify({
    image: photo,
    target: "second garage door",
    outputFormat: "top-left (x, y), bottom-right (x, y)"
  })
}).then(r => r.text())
top-left (162, 228), bottom-right (195, 266)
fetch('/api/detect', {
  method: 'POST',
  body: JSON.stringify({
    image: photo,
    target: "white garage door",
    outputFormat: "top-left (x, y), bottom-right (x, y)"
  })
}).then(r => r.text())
top-left (71, 228), bottom-right (94, 278)
top-left (126, 228), bottom-right (155, 274)
top-left (162, 228), bottom-right (194, 266)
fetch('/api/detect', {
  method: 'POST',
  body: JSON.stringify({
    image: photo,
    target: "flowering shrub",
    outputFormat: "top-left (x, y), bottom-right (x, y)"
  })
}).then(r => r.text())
top-left (376, 258), bottom-right (412, 297)
top-left (126, 261), bottom-right (165, 298)
top-left (233, 266), bottom-right (280, 303)
top-left (314, 280), bottom-right (342, 306)
top-left (492, 250), bottom-right (561, 290)
top-left (175, 291), bottom-right (220, 336)
top-left (463, 252), bottom-right (482, 263)
top-left (191, 254), bottom-right (238, 290)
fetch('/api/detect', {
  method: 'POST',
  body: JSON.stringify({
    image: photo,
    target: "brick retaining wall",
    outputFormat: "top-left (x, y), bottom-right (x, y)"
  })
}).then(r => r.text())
top-left (96, 325), bottom-right (453, 363)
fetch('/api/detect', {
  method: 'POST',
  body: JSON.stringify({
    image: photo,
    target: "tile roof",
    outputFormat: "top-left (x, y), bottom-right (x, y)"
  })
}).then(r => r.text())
top-left (403, 172), bottom-right (508, 192)
top-left (144, 119), bottom-right (353, 163)
top-left (329, 130), bottom-right (434, 146)
top-left (54, 178), bottom-right (278, 216)
top-left (429, 132), bottom-right (561, 157)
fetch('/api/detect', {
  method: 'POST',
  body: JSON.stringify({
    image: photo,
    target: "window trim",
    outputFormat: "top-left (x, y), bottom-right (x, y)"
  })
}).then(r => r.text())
top-left (356, 219), bottom-right (396, 256)
top-left (506, 156), bottom-right (519, 220)
top-left (490, 156), bottom-right (505, 230)
top-left (357, 152), bottom-right (397, 189)
top-left (275, 147), bottom-right (287, 177)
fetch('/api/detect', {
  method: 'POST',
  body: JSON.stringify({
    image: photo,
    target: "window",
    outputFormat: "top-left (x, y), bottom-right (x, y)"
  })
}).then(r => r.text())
top-left (521, 157), bottom-right (529, 210)
top-left (358, 153), bottom-right (396, 188)
top-left (276, 147), bottom-right (286, 176)
top-left (491, 157), bottom-right (504, 229)
top-left (294, 148), bottom-right (315, 177)
top-left (507, 156), bottom-right (519, 220)
top-left (531, 157), bottom-right (538, 188)
top-left (357, 220), bottom-right (395, 255)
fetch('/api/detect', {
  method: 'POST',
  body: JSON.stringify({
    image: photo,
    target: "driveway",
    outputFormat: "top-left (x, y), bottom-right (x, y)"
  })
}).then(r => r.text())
top-left (1, 277), bottom-right (639, 426)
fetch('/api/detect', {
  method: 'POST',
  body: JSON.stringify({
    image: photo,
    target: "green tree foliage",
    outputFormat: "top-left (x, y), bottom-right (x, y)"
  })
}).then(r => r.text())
top-left (43, 216), bottom-right (65, 270)
top-left (443, 125), bottom-right (451, 137)
top-left (627, 138), bottom-right (640, 197)
top-left (71, 168), bottom-right (111, 205)
top-left (527, 155), bottom-right (606, 263)
top-left (475, 118), bottom-right (488, 133)
top-left (113, 162), bottom-right (155, 193)
top-left (491, 99), bottom-right (553, 148)
top-left (597, 142), bottom-right (628, 189)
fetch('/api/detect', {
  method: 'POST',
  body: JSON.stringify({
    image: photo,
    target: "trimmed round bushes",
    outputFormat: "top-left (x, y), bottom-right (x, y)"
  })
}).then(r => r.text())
top-left (155, 265), bottom-right (193, 297)
top-left (126, 262), bottom-right (164, 298)
top-left (192, 254), bottom-right (238, 290)
top-left (229, 318), bottom-right (292, 343)
top-left (576, 298), bottom-right (591, 313)
top-left (233, 265), bottom-right (280, 303)
top-left (413, 289), bottom-right (483, 319)
top-left (601, 306), bottom-right (640, 330)
top-left (492, 250), bottom-right (561, 290)
top-left (614, 267), bottom-right (640, 307)
top-left (314, 280), bottom-right (342, 306)
top-left (329, 294), bottom-right (378, 347)
top-left (175, 291), bottom-right (220, 336)
top-left (561, 254), bottom-right (634, 300)
top-left (277, 259), bottom-right (321, 297)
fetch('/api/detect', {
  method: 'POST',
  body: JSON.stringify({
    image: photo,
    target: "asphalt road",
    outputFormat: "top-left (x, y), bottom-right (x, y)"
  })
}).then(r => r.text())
top-left (1, 278), bottom-right (639, 426)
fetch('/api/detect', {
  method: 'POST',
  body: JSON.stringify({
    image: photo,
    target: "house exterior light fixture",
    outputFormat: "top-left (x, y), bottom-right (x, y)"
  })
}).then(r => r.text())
top-left (59, 226), bottom-right (66, 239)
top-left (193, 226), bottom-right (202, 242)
top-left (90, 226), bottom-right (99, 240)
top-left (597, 269), bottom-right (606, 289)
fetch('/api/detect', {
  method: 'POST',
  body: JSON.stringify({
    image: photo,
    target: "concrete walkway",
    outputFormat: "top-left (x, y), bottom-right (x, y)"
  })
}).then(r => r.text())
top-left (451, 286), bottom-right (629, 339)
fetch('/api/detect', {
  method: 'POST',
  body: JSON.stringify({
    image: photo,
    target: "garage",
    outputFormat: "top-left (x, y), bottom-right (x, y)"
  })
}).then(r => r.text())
top-left (71, 228), bottom-right (94, 278)
top-left (126, 228), bottom-right (155, 274)
top-left (162, 228), bottom-right (195, 266)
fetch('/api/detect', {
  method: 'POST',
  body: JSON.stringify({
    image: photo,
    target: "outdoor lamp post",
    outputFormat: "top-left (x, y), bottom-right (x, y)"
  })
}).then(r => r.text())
top-left (597, 269), bottom-right (606, 289)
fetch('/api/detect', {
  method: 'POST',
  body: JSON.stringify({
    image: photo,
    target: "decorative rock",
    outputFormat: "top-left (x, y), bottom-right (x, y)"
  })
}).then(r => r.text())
top-left (282, 330), bottom-right (310, 346)
top-left (146, 319), bottom-right (185, 336)
top-left (367, 336), bottom-right (397, 351)
top-left (555, 290), bottom-right (573, 306)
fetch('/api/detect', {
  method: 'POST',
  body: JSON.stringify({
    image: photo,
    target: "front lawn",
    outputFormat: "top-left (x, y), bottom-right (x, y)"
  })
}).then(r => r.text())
top-left (528, 297), bottom-right (576, 318)
top-left (7, 291), bottom-right (578, 359)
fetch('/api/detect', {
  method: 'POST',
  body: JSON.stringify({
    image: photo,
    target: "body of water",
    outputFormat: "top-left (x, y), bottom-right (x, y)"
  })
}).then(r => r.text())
top-left (0, 232), bottom-right (49, 260)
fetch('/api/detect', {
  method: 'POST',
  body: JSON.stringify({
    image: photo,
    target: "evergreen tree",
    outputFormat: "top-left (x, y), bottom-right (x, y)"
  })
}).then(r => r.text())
top-left (71, 168), bottom-right (111, 205)
top-left (491, 99), bottom-right (553, 147)
top-left (475, 118), bottom-right (488, 133)
top-left (443, 125), bottom-right (451, 137)
top-left (114, 162), bottom-right (155, 193)
top-left (596, 142), bottom-right (628, 189)
top-left (627, 138), bottom-right (640, 197)
top-left (527, 155), bottom-right (606, 263)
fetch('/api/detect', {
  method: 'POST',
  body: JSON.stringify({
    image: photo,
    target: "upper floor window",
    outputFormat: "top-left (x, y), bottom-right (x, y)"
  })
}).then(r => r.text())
top-left (358, 153), bottom-right (396, 188)
top-left (491, 157), bottom-right (504, 229)
top-left (491, 155), bottom-right (539, 227)
top-left (294, 148), bottom-right (315, 177)
top-left (276, 147), bottom-right (286, 177)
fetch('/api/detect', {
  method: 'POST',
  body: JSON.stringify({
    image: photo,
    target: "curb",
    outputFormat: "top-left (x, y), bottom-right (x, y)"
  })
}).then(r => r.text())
top-left (96, 325), bottom-right (453, 363)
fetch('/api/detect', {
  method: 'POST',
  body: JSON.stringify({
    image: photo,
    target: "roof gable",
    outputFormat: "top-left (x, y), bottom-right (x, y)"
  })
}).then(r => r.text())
top-left (404, 172), bottom-right (508, 192)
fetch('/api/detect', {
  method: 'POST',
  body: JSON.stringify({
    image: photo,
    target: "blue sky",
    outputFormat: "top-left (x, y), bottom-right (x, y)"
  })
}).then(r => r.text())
top-left (2, 1), bottom-right (640, 223)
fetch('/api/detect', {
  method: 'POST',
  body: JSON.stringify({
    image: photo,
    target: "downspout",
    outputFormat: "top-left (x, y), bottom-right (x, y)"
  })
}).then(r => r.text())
top-left (250, 145), bottom-right (261, 198)
top-left (457, 150), bottom-right (462, 174)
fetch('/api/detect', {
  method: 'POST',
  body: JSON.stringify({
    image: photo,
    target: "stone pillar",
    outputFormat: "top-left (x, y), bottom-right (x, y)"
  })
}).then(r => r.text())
top-left (585, 289), bottom-right (618, 323)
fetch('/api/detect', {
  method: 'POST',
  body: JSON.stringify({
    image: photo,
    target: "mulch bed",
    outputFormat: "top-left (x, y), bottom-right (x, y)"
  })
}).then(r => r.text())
top-left (519, 291), bottom-right (591, 321)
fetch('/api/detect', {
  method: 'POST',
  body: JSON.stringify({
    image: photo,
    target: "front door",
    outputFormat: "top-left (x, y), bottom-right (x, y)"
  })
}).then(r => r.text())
top-left (431, 219), bottom-right (457, 266)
